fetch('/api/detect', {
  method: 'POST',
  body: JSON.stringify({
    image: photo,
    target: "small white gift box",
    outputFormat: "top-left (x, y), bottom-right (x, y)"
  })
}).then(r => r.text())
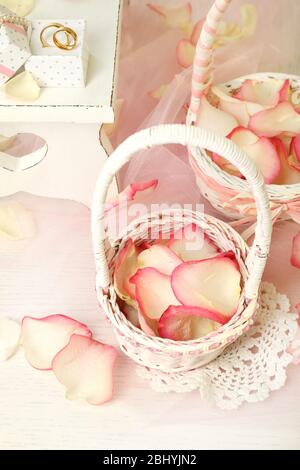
top-left (0, 5), bottom-right (31, 86)
top-left (25, 19), bottom-right (89, 88)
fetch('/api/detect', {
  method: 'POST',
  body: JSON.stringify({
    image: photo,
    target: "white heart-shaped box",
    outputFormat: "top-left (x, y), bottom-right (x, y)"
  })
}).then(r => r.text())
top-left (0, 133), bottom-right (47, 171)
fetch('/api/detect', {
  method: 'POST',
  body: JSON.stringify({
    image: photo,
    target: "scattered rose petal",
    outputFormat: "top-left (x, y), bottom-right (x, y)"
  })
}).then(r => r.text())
top-left (190, 19), bottom-right (204, 46)
top-left (147, 2), bottom-right (192, 31)
top-left (130, 268), bottom-right (180, 321)
top-left (249, 102), bottom-right (300, 137)
top-left (4, 71), bottom-right (40, 102)
top-left (105, 179), bottom-right (158, 213)
top-left (0, 317), bottom-right (21, 361)
top-left (168, 223), bottom-right (219, 261)
top-left (0, 0), bottom-right (35, 16)
top-left (227, 127), bottom-right (281, 183)
top-left (171, 256), bottom-right (241, 318)
top-left (176, 39), bottom-right (195, 68)
top-left (137, 244), bottom-right (181, 275)
top-left (114, 239), bottom-right (139, 305)
top-left (196, 96), bottom-right (238, 136)
top-left (20, 315), bottom-right (92, 370)
top-left (291, 231), bottom-right (300, 269)
top-left (0, 134), bottom-right (16, 152)
top-left (52, 335), bottom-right (117, 406)
top-left (236, 79), bottom-right (290, 107)
top-left (215, 3), bottom-right (257, 47)
top-left (0, 202), bottom-right (36, 240)
top-left (158, 305), bottom-right (227, 341)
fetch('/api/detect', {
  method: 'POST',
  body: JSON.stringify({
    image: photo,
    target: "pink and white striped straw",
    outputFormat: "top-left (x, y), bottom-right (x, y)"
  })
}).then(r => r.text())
top-left (188, 0), bottom-right (232, 124)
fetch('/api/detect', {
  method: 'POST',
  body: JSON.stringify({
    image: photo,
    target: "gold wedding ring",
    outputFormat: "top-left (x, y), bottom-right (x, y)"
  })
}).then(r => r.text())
top-left (40, 23), bottom-right (77, 51)
top-left (53, 27), bottom-right (78, 51)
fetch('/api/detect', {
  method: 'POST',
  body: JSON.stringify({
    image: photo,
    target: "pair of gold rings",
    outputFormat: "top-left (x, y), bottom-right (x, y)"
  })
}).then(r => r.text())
top-left (40, 23), bottom-right (78, 51)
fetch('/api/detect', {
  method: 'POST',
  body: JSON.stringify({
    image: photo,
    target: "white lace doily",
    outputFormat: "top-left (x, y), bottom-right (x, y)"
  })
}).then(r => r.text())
top-left (137, 282), bottom-right (298, 409)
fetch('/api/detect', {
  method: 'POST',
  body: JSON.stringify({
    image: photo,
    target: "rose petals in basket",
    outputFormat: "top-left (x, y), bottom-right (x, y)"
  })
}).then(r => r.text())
top-left (114, 239), bottom-right (139, 305)
top-left (52, 334), bottom-right (117, 406)
top-left (269, 137), bottom-right (300, 185)
top-left (212, 85), bottom-right (265, 128)
top-left (249, 102), bottom-right (300, 137)
top-left (168, 223), bottom-right (219, 261)
top-left (287, 135), bottom-right (300, 172)
top-left (21, 315), bottom-right (92, 370)
top-left (171, 256), bottom-right (241, 318)
top-left (137, 244), bottom-right (181, 275)
top-left (196, 96), bottom-right (238, 136)
top-left (130, 268), bottom-right (180, 322)
top-left (236, 78), bottom-right (290, 107)
top-left (158, 305), bottom-right (227, 341)
top-left (227, 127), bottom-right (281, 184)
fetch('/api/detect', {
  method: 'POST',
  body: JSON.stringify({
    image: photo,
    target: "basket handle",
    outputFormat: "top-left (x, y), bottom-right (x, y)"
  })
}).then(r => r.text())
top-left (91, 124), bottom-right (272, 301)
top-left (188, 0), bottom-right (233, 123)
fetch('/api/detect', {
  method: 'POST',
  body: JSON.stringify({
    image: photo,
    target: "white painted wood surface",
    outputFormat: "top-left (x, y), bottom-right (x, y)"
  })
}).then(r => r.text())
top-left (0, 193), bottom-right (299, 451)
top-left (0, 0), bottom-right (121, 123)
top-left (0, 123), bottom-right (117, 207)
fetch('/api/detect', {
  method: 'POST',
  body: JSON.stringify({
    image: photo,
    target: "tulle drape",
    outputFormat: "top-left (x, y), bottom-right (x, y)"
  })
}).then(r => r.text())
top-left (112, 0), bottom-right (300, 193)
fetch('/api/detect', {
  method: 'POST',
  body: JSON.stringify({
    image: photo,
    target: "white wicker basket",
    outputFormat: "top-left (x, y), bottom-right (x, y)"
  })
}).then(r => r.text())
top-left (91, 124), bottom-right (272, 373)
top-left (188, 0), bottom-right (300, 222)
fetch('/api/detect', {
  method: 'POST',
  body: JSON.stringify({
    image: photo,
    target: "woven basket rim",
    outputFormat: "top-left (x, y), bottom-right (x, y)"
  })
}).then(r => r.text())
top-left (98, 209), bottom-right (258, 353)
top-left (191, 72), bottom-right (300, 199)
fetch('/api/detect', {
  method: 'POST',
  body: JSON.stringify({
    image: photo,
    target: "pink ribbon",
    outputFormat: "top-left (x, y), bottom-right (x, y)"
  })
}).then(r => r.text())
top-left (229, 199), bottom-right (300, 240)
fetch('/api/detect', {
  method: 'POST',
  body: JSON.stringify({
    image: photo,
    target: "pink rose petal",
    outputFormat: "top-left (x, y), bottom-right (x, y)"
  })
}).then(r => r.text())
top-left (168, 223), bottom-right (219, 261)
top-left (196, 96), bottom-right (239, 136)
top-left (176, 39), bottom-right (195, 68)
top-left (291, 231), bottom-right (300, 269)
top-left (158, 305), bottom-right (227, 341)
top-left (236, 79), bottom-right (290, 107)
top-left (120, 302), bottom-right (140, 328)
top-left (114, 239), bottom-right (138, 304)
top-left (287, 135), bottom-right (300, 172)
top-left (20, 315), bottom-right (92, 370)
top-left (212, 85), bottom-right (265, 127)
top-left (171, 256), bottom-right (241, 318)
top-left (138, 310), bottom-right (157, 337)
top-left (130, 268), bottom-right (180, 320)
top-left (137, 244), bottom-right (182, 275)
top-left (228, 127), bottom-right (281, 183)
top-left (249, 102), bottom-right (300, 137)
top-left (52, 335), bottom-right (117, 406)
top-left (105, 179), bottom-right (158, 213)
top-left (272, 137), bottom-right (300, 185)
top-left (190, 19), bottom-right (204, 46)
top-left (148, 2), bottom-right (192, 29)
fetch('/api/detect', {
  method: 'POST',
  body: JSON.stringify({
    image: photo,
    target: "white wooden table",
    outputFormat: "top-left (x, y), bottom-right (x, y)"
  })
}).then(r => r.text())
top-left (0, 0), bottom-right (121, 207)
top-left (0, 193), bottom-right (299, 451)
